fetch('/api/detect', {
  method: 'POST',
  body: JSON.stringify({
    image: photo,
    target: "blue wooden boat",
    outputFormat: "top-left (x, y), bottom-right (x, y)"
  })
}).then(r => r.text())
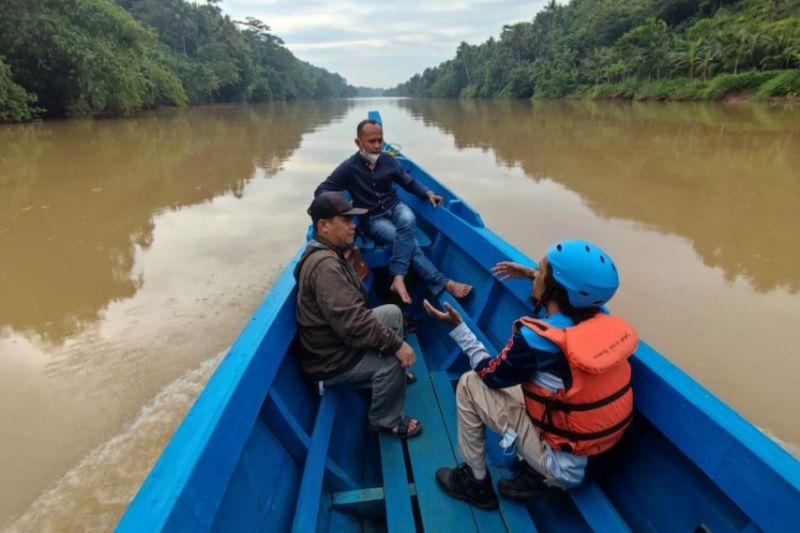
top-left (117, 112), bottom-right (800, 533)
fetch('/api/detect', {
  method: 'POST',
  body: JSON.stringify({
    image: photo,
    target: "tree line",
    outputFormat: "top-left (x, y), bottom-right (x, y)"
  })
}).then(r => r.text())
top-left (387, 0), bottom-right (800, 100)
top-left (0, 0), bottom-right (356, 123)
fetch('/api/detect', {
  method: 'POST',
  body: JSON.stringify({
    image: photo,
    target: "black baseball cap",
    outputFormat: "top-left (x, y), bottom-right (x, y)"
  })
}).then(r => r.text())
top-left (308, 192), bottom-right (368, 222)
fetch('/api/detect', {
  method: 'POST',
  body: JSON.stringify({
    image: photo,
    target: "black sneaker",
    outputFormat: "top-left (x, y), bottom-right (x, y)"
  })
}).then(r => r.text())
top-left (435, 463), bottom-right (499, 510)
top-left (497, 461), bottom-right (563, 501)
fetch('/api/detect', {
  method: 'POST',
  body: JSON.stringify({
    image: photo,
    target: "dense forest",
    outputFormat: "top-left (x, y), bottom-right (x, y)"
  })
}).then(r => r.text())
top-left (387, 0), bottom-right (800, 100)
top-left (0, 0), bottom-right (355, 123)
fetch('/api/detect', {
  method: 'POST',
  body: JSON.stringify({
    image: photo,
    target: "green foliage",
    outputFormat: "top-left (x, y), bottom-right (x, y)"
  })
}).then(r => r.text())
top-left (0, 56), bottom-right (39, 122)
top-left (701, 70), bottom-right (776, 99)
top-left (756, 69), bottom-right (800, 96)
top-left (633, 78), bottom-right (688, 100)
top-left (0, 0), bottom-right (354, 122)
top-left (0, 0), bottom-right (187, 117)
top-left (388, 0), bottom-right (800, 101)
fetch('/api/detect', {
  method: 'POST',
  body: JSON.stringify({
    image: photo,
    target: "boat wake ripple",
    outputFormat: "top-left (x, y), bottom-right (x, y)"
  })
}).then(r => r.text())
top-left (5, 353), bottom-right (224, 533)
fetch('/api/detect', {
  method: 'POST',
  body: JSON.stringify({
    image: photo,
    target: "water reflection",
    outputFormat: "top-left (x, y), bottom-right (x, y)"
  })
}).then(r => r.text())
top-left (399, 99), bottom-right (800, 294)
top-left (0, 101), bottom-right (350, 344)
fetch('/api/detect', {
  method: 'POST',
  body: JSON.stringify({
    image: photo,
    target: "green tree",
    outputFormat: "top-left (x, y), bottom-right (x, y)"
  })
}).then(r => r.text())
top-left (0, 56), bottom-right (39, 122)
top-left (614, 18), bottom-right (670, 80)
top-left (0, 0), bottom-right (186, 116)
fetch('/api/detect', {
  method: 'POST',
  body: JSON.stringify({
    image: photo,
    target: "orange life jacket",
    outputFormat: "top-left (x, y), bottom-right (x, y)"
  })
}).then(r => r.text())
top-left (518, 313), bottom-right (638, 456)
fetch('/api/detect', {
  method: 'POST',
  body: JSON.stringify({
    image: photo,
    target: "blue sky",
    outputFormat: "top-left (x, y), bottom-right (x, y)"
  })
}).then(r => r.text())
top-left (220, 1), bottom-right (549, 88)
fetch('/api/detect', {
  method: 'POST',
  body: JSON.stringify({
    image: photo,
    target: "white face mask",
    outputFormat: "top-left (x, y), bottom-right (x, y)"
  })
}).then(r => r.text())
top-left (359, 146), bottom-right (380, 164)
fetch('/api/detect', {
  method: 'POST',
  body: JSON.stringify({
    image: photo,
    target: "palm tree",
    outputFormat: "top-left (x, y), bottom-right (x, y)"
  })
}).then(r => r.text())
top-left (699, 42), bottom-right (721, 80)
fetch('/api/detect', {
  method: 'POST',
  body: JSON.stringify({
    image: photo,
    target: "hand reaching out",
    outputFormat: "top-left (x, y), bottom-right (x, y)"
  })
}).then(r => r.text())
top-left (492, 261), bottom-right (537, 282)
top-left (423, 299), bottom-right (463, 326)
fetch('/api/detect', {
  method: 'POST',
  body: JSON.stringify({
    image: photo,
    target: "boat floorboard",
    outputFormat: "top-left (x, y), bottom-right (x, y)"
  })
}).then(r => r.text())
top-left (376, 333), bottom-right (539, 532)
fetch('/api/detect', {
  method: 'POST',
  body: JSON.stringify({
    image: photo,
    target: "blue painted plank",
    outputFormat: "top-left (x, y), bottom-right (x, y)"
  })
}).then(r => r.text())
top-left (332, 487), bottom-right (385, 506)
top-left (291, 390), bottom-right (340, 533)
top-left (378, 433), bottom-right (415, 533)
top-left (430, 371), bottom-right (538, 533)
top-left (600, 419), bottom-right (755, 532)
top-left (569, 483), bottom-right (630, 533)
top-left (632, 342), bottom-right (800, 531)
top-left (402, 334), bottom-right (495, 533)
top-left (262, 391), bottom-right (358, 493)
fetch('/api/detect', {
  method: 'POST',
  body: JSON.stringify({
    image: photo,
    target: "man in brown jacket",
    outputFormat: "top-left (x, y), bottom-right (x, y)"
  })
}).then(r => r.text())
top-left (294, 191), bottom-right (422, 438)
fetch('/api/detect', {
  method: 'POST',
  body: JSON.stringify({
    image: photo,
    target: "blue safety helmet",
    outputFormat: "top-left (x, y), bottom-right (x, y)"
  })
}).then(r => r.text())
top-left (545, 240), bottom-right (619, 308)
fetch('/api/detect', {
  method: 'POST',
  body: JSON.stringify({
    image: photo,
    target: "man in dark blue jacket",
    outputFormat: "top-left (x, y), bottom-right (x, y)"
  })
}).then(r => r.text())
top-left (315, 119), bottom-right (471, 304)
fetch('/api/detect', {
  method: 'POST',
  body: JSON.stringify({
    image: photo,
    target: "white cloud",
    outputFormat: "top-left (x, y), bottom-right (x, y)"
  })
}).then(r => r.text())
top-left (290, 39), bottom-right (390, 51)
top-left (219, 0), bottom-right (550, 87)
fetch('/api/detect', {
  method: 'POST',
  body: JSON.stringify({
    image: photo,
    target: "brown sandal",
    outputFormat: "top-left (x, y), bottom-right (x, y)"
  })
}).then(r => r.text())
top-left (372, 416), bottom-right (423, 439)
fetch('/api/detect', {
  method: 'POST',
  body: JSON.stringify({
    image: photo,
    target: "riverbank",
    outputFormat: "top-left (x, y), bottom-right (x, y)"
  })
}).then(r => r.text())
top-left (567, 70), bottom-right (800, 102)
top-left (0, 0), bottom-right (355, 125)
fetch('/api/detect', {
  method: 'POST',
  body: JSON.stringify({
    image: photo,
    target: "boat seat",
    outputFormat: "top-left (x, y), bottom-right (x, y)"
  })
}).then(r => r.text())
top-left (290, 390), bottom-right (342, 533)
top-left (375, 333), bottom-right (538, 533)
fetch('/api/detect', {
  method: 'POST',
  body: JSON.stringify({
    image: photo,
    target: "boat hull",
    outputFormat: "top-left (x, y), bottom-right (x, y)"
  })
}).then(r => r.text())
top-left (118, 113), bottom-right (800, 533)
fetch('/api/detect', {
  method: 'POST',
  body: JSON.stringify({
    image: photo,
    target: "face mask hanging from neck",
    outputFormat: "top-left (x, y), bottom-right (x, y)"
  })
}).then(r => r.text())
top-left (361, 150), bottom-right (380, 164)
top-left (358, 142), bottom-right (380, 164)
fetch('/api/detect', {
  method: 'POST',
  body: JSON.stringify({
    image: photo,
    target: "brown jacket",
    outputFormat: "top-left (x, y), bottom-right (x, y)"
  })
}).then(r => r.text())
top-left (293, 236), bottom-right (403, 381)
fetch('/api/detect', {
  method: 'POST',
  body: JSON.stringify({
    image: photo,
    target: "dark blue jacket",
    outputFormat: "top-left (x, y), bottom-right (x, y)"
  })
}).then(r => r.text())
top-left (475, 312), bottom-right (573, 390)
top-left (315, 152), bottom-right (431, 215)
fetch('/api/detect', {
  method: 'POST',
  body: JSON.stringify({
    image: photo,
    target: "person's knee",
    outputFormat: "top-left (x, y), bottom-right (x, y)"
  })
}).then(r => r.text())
top-left (375, 304), bottom-right (403, 331)
top-left (368, 219), bottom-right (396, 243)
top-left (375, 355), bottom-right (404, 384)
top-left (385, 303), bottom-right (402, 322)
top-left (457, 371), bottom-right (481, 401)
top-left (394, 204), bottom-right (417, 229)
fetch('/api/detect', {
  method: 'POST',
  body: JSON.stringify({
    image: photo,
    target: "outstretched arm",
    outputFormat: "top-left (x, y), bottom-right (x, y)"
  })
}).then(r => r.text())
top-left (423, 299), bottom-right (488, 368)
top-left (314, 163), bottom-right (349, 196)
top-left (492, 261), bottom-right (538, 282)
top-left (424, 299), bottom-right (540, 388)
top-left (392, 163), bottom-right (432, 198)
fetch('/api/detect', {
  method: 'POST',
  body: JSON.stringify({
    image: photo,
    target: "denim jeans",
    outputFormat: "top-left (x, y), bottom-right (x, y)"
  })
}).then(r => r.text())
top-left (363, 202), bottom-right (448, 295)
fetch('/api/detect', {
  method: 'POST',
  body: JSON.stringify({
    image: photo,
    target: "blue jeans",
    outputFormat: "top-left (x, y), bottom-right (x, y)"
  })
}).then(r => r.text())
top-left (364, 202), bottom-right (449, 295)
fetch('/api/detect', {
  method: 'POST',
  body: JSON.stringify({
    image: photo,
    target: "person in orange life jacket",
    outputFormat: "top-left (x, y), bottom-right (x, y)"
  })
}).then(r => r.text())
top-left (315, 119), bottom-right (472, 305)
top-left (423, 240), bottom-right (638, 508)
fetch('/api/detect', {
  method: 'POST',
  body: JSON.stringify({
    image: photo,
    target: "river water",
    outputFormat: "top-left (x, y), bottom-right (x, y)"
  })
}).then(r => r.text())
top-left (1, 98), bottom-right (798, 530)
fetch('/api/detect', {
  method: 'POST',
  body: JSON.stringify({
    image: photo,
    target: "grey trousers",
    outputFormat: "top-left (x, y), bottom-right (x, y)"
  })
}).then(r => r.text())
top-left (323, 304), bottom-right (406, 428)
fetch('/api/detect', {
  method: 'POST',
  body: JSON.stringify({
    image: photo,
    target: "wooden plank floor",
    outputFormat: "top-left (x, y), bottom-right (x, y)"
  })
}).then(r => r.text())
top-left (381, 333), bottom-right (539, 532)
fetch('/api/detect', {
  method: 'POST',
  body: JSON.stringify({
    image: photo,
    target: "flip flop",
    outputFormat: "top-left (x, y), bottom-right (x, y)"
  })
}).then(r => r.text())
top-left (372, 416), bottom-right (423, 439)
top-left (406, 371), bottom-right (417, 385)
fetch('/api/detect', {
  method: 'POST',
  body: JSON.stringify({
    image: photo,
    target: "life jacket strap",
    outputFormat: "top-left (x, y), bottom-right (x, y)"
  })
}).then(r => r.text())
top-left (523, 381), bottom-right (631, 412)
top-left (527, 411), bottom-right (634, 442)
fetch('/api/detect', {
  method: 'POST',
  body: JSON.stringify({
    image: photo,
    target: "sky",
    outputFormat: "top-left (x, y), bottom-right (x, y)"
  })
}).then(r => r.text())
top-left (220, 0), bottom-right (550, 88)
